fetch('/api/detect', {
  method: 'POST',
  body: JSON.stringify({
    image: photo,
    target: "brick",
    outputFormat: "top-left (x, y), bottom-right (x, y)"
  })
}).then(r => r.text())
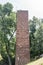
top-left (15, 11), bottom-right (30, 65)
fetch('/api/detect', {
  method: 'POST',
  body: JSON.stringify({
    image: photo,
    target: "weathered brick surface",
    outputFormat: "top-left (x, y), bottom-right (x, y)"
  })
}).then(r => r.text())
top-left (15, 11), bottom-right (30, 65)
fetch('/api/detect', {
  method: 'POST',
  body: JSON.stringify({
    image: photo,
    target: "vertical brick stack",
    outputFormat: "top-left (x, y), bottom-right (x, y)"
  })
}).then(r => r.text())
top-left (15, 11), bottom-right (30, 65)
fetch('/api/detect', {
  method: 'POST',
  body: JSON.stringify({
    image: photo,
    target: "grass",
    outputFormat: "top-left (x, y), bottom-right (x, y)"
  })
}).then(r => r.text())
top-left (26, 57), bottom-right (43, 65)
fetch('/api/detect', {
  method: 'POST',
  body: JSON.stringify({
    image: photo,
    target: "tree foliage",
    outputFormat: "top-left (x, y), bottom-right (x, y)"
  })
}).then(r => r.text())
top-left (29, 16), bottom-right (43, 60)
top-left (0, 2), bottom-right (16, 65)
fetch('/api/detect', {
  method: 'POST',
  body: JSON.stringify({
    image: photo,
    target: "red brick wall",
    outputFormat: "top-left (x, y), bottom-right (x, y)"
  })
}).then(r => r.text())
top-left (15, 11), bottom-right (30, 65)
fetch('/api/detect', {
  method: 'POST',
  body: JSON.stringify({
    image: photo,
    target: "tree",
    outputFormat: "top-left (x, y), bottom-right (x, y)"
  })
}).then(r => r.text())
top-left (35, 21), bottom-right (43, 55)
top-left (29, 16), bottom-right (37, 59)
top-left (3, 2), bottom-right (13, 15)
top-left (29, 16), bottom-right (43, 60)
top-left (0, 2), bottom-right (16, 65)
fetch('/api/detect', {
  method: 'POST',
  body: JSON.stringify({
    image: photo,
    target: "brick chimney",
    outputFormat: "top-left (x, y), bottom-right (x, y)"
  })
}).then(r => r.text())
top-left (15, 10), bottom-right (30, 65)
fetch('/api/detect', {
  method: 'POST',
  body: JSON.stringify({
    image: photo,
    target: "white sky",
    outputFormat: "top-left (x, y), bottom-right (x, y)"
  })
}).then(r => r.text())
top-left (0, 0), bottom-right (43, 19)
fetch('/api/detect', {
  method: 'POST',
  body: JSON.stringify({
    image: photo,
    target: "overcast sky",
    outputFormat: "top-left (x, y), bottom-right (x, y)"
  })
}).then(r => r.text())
top-left (0, 0), bottom-right (43, 19)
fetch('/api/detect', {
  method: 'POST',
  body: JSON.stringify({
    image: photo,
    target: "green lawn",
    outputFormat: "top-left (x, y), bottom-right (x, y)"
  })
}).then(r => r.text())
top-left (26, 57), bottom-right (43, 65)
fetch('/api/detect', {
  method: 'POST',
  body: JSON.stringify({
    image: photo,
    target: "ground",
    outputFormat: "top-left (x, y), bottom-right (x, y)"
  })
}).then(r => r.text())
top-left (0, 54), bottom-right (43, 65)
top-left (26, 57), bottom-right (43, 65)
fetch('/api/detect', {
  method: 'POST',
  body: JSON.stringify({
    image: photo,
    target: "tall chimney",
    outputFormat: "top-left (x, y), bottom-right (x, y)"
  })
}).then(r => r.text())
top-left (15, 11), bottom-right (30, 65)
